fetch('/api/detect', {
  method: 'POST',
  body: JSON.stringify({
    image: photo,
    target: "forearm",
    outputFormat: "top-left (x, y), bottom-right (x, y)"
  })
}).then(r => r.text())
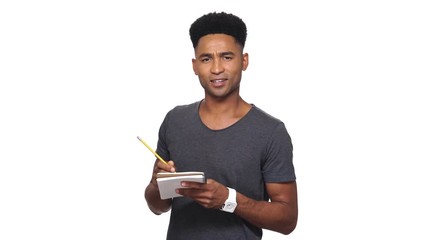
top-left (234, 193), bottom-right (298, 235)
top-left (144, 182), bottom-right (172, 215)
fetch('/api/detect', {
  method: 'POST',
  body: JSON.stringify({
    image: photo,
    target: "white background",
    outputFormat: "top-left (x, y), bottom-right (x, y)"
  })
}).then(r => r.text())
top-left (1, 1), bottom-right (426, 239)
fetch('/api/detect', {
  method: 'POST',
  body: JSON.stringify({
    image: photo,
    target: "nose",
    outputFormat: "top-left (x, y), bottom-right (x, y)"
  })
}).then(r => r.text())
top-left (210, 58), bottom-right (224, 74)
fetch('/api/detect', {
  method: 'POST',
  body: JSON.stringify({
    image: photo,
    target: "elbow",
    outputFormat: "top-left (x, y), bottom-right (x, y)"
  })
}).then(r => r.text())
top-left (149, 205), bottom-right (169, 215)
top-left (145, 196), bottom-right (172, 215)
top-left (144, 184), bottom-right (172, 215)
top-left (146, 201), bottom-right (172, 215)
top-left (282, 221), bottom-right (297, 235)
top-left (279, 212), bottom-right (298, 235)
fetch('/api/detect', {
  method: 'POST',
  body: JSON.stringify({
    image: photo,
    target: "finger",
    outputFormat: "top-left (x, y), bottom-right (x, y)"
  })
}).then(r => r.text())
top-left (157, 159), bottom-right (174, 172)
top-left (168, 161), bottom-right (176, 172)
top-left (180, 181), bottom-right (206, 189)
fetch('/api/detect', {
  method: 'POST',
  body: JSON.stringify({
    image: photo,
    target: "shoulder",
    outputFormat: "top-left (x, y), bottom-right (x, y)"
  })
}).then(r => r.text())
top-left (249, 105), bottom-right (284, 125)
top-left (245, 105), bottom-right (291, 138)
top-left (167, 101), bottom-right (200, 117)
top-left (161, 101), bottom-right (201, 128)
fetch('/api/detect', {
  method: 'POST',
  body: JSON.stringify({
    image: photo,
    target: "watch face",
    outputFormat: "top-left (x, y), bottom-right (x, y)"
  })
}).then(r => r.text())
top-left (222, 202), bottom-right (237, 212)
top-left (221, 187), bottom-right (237, 213)
top-left (225, 202), bottom-right (235, 208)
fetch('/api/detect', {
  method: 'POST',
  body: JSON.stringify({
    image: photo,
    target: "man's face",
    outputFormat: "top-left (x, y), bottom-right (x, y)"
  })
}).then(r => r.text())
top-left (192, 34), bottom-right (248, 99)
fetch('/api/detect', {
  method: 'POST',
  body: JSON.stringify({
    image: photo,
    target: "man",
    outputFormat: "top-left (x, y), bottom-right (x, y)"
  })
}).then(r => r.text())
top-left (145, 12), bottom-right (298, 239)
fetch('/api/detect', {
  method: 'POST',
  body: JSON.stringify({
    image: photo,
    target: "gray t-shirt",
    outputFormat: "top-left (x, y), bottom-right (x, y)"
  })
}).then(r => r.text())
top-left (156, 101), bottom-right (295, 240)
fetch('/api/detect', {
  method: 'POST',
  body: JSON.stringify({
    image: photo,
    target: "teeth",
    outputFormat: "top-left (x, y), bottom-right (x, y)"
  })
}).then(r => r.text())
top-left (212, 80), bottom-right (224, 83)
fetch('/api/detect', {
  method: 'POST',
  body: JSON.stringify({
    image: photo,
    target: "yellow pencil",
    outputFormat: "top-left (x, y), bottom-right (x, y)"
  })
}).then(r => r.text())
top-left (137, 136), bottom-right (168, 165)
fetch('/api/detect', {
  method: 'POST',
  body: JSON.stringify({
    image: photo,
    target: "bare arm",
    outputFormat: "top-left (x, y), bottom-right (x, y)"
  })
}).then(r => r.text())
top-left (144, 160), bottom-right (176, 215)
top-left (177, 180), bottom-right (298, 235)
top-left (234, 182), bottom-right (298, 234)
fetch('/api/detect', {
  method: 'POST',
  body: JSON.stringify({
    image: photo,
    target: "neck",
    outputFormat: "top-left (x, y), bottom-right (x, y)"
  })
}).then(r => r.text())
top-left (199, 95), bottom-right (252, 130)
top-left (201, 95), bottom-right (246, 116)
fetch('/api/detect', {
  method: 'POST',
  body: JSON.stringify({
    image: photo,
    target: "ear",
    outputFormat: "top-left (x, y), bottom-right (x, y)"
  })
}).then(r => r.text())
top-left (192, 58), bottom-right (198, 75)
top-left (242, 53), bottom-right (249, 71)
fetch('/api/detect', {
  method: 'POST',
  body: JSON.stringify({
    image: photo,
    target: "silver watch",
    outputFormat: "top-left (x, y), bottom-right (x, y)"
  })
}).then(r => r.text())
top-left (220, 187), bottom-right (237, 213)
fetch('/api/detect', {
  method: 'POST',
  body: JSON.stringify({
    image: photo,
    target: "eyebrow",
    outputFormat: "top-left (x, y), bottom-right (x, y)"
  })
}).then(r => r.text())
top-left (197, 51), bottom-right (236, 59)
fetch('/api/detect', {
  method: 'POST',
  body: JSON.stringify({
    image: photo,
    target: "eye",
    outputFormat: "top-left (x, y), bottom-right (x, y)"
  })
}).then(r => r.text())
top-left (201, 57), bottom-right (211, 63)
top-left (223, 56), bottom-right (233, 61)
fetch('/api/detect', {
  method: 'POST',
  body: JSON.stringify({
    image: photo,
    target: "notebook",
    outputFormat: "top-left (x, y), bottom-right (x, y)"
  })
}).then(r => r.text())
top-left (156, 172), bottom-right (206, 199)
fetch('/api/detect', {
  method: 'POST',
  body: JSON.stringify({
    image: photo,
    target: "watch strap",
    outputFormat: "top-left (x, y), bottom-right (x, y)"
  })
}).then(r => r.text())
top-left (220, 187), bottom-right (237, 213)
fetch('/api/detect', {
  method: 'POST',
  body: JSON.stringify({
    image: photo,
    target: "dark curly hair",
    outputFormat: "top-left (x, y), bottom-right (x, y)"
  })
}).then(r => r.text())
top-left (189, 12), bottom-right (247, 49)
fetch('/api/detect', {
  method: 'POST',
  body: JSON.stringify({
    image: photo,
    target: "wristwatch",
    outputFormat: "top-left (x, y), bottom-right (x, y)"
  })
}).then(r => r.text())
top-left (220, 187), bottom-right (237, 213)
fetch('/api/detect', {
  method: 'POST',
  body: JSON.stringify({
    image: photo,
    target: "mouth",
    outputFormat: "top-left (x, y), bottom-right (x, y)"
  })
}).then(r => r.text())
top-left (210, 79), bottom-right (226, 83)
top-left (210, 79), bottom-right (227, 87)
